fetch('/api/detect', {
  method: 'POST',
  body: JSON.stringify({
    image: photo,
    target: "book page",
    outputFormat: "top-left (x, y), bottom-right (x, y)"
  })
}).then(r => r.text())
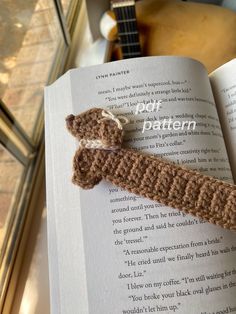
top-left (45, 74), bottom-right (89, 314)
top-left (210, 59), bottom-right (236, 182)
top-left (45, 87), bottom-right (61, 314)
top-left (45, 56), bottom-right (236, 314)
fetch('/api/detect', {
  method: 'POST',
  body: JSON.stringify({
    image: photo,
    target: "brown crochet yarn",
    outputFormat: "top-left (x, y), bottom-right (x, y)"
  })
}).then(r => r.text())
top-left (66, 108), bottom-right (236, 231)
top-left (66, 108), bottom-right (124, 150)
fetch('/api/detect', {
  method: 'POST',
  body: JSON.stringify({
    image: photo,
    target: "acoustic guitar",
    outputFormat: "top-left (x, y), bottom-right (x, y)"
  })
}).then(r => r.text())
top-left (100, 0), bottom-right (141, 59)
top-left (100, 0), bottom-right (236, 72)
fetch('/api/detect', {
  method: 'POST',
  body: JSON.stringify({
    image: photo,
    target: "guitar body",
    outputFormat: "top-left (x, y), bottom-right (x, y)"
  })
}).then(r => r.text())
top-left (100, 10), bottom-right (118, 42)
top-left (100, 0), bottom-right (236, 72)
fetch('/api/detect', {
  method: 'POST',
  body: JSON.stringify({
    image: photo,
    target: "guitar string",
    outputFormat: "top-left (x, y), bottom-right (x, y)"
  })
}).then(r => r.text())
top-left (130, 5), bottom-right (138, 55)
top-left (128, 5), bottom-right (137, 56)
top-left (115, 4), bottom-right (140, 58)
top-left (120, 6), bottom-right (131, 58)
top-left (126, 5), bottom-right (140, 56)
top-left (132, 4), bottom-right (141, 56)
top-left (135, 5), bottom-right (141, 55)
top-left (125, 6), bottom-right (133, 57)
top-left (114, 8), bottom-right (122, 53)
top-left (115, 8), bottom-right (123, 54)
top-left (123, 5), bottom-right (133, 57)
top-left (126, 5), bottom-right (137, 56)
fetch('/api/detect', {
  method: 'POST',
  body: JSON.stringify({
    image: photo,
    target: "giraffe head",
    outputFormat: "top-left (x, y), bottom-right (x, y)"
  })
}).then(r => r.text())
top-left (66, 108), bottom-right (126, 150)
top-left (66, 108), bottom-right (128, 189)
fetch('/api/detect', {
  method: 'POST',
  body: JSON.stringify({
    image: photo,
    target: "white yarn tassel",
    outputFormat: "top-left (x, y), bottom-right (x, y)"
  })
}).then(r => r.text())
top-left (101, 110), bottom-right (129, 130)
top-left (78, 110), bottom-right (129, 149)
top-left (79, 139), bottom-right (104, 149)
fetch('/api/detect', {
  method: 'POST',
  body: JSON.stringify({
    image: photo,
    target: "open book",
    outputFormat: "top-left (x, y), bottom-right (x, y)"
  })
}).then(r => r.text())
top-left (44, 56), bottom-right (236, 314)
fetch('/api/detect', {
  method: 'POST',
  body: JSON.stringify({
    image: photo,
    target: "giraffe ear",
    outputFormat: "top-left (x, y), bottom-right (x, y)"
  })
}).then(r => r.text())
top-left (72, 148), bottom-right (102, 189)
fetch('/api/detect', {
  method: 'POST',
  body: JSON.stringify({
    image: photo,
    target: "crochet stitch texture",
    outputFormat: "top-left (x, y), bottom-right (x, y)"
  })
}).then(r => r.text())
top-left (66, 108), bottom-right (236, 231)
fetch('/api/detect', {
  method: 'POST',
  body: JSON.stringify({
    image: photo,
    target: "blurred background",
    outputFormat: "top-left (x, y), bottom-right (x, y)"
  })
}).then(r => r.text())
top-left (0, 0), bottom-right (235, 313)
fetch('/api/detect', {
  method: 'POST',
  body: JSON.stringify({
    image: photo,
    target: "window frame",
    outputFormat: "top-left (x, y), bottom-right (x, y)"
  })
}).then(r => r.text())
top-left (0, 0), bottom-right (82, 311)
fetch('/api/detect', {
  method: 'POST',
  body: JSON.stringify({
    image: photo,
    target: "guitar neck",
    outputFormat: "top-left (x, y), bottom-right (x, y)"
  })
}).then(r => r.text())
top-left (111, 0), bottom-right (141, 59)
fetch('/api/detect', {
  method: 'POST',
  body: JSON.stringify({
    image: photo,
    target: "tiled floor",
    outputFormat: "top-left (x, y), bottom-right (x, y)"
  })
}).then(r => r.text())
top-left (0, 0), bottom-right (68, 253)
top-left (1, 0), bottom-right (61, 135)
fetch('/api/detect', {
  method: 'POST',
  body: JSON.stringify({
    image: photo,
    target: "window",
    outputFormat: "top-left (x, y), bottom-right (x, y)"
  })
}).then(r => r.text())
top-left (0, 0), bottom-right (66, 138)
top-left (0, 0), bottom-right (81, 311)
top-left (0, 144), bottom-right (24, 255)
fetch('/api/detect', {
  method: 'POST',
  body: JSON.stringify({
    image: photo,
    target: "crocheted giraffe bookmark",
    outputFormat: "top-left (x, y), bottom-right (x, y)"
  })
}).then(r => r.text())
top-left (66, 108), bottom-right (236, 231)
